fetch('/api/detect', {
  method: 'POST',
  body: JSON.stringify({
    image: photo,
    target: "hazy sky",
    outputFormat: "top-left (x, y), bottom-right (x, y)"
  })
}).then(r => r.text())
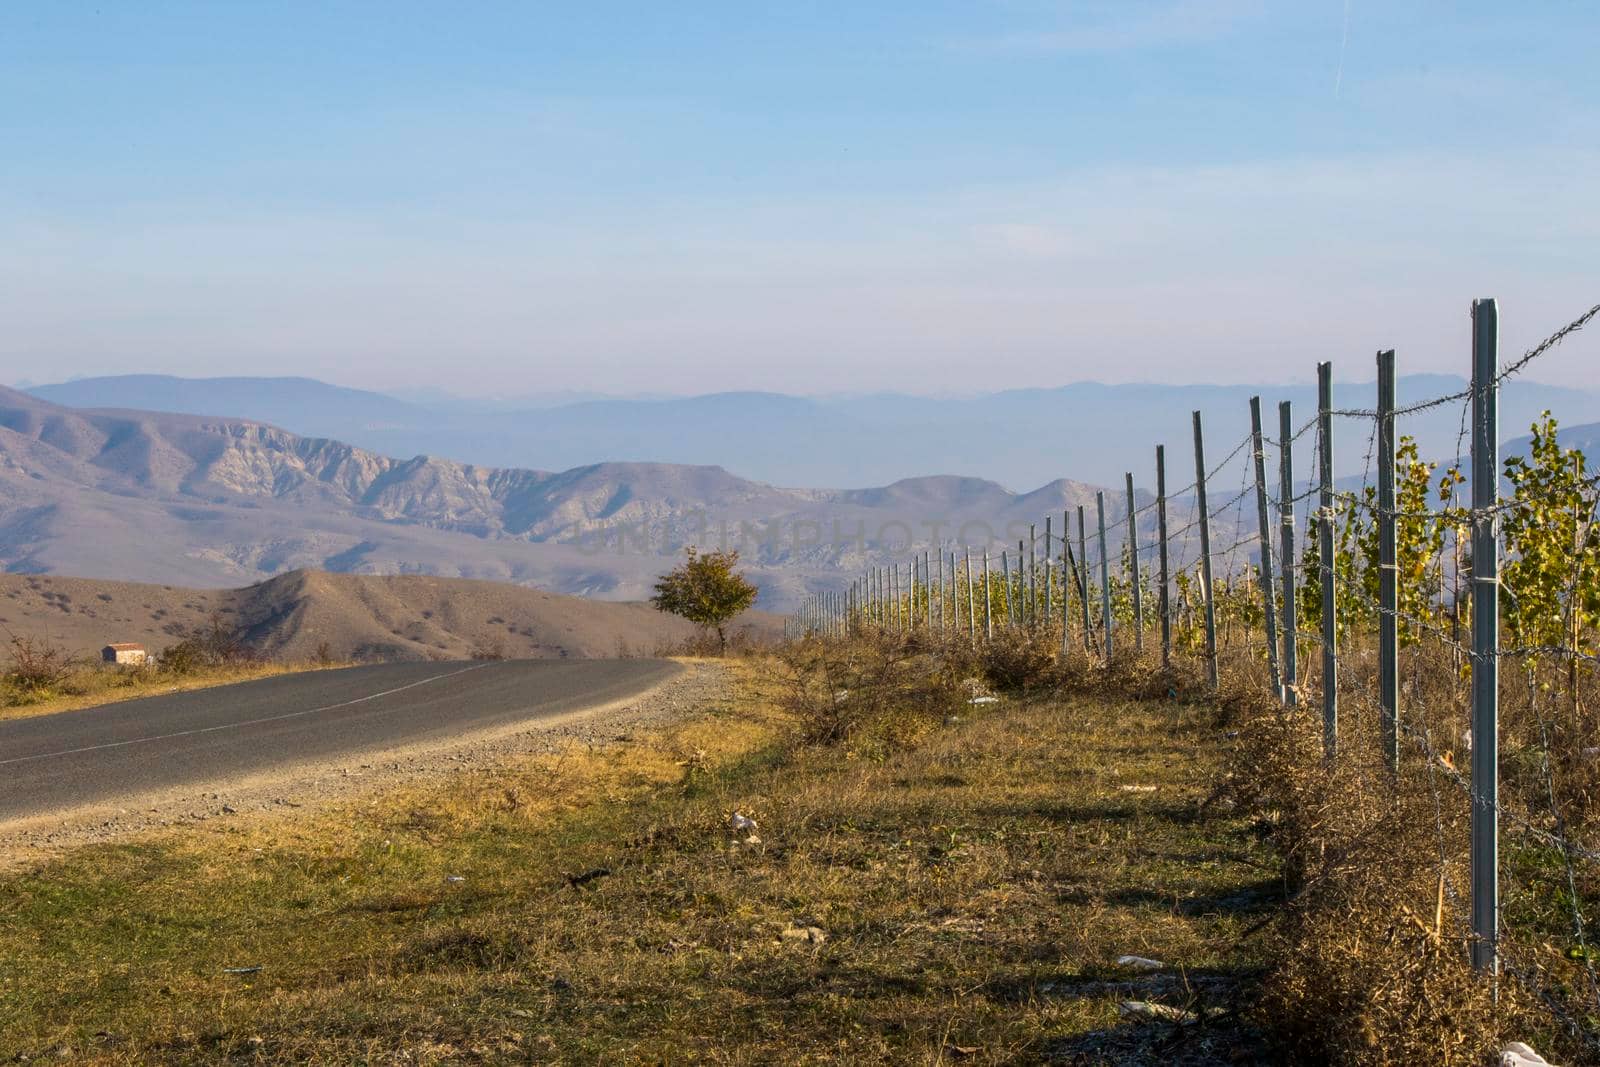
top-left (1, 2), bottom-right (1596, 397)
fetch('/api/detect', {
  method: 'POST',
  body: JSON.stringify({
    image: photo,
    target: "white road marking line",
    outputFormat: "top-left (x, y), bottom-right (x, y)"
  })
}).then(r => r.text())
top-left (0, 663), bottom-right (496, 768)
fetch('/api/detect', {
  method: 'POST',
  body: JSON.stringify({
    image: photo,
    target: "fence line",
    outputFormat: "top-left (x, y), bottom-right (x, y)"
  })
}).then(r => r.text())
top-left (787, 296), bottom-right (1600, 1033)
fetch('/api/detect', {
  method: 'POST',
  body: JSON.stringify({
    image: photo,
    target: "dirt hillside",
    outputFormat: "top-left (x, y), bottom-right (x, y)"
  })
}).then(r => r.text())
top-left (0, 570), bottom-right (776, 663)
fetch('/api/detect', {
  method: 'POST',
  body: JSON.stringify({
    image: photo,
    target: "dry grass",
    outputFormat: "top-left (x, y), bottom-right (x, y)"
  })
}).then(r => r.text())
top-left (796, 622), bottom-right (1600, 1065)
top-left (1188, 625), bottom-right (1600, 1065)
top-left (0, 652), bottom-right (1275, 1064)
top-left (0, 660), bottom-right (350, 723)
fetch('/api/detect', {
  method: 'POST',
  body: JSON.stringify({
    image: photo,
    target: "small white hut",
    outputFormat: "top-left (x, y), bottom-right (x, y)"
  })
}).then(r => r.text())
top-left (101, 642), bottom-right (148, 666)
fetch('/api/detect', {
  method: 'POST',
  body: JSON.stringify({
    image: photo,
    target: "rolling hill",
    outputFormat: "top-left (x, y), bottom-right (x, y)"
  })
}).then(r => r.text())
top-left (0, 570), bottom-right (776, 663)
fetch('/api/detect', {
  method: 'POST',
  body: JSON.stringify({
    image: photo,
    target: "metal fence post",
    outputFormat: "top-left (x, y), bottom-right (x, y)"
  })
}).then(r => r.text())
top-left (1044, 516), bottom-right (1054, 625)
top-left (966, 548), bottom-right (976, 641)
top-left (1157, 446), bottom-right (1171, 670)
top-left (1318, 361), bottom-right (1337, 759)
top-left (915, 554), bottom-right (923, 631)
top-left (1097, 490), bottom-right (1113, 664)
top-left (1278, 401), bottom-right (1298, 706)
top-left (908, 559), bottom-right (921, 633)
top-left (883, 563), bottom-right (896, 630)
top-left (919, 555), bottom-right (927, 631)
top-left (1192, 411), bottom-right (1219, 690)
top-left (890, 564), bottom-right (899, 633)
top-left (1126, 472), bottom-right (1144, 652)
top-left (903, 562), bottom-right (912, 634)
top-left (879, 566), bottom-right (887, 632)
top-left (934, 550), bottom-right (947, 633)
top-left (1077, 506), bottom-right (1093, 651)
top-left (1027, 524), bottom-right (1037, 627)
top-left (906, 560), bottom-right (914, 631)
top-left (906, 558), bottom-right (914, 632)
top-left (1061, 515), bottom-right (1072, 651)
top-left (906, 559), bottom-right (915, 632)
top-left (1470, 298), bottom-right (1500, 974)
top-left (982, 549), bottom-right (993, 642)
top-left (948, 550), bottom-right (957, 633)
top-left (1011, 534), bottom-right (1024, 627)
top-left (908, 556), bottom-right (921, 630)
top-left (1377, 349), bottom-right (1400, 772)
top-left (923, 549), bottom-right (932, 630)
top-left (1250, 397), bottom-right (1283, 700)
top-left (1001, 549), bottom-right (1013, 629)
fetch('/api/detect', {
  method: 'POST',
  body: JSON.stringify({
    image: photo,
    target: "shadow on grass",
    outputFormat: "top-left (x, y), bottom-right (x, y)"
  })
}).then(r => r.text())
top-left (971, 797), bottom-right (1216, 828)
top-left (1054, 878), bottom-right (1283, 919)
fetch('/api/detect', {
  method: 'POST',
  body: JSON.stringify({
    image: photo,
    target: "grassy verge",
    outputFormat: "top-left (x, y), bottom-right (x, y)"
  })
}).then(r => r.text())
top-left (0, 661), bottom-right (350, 723)
top-left (0, 657), bottom-right (1274, 1064)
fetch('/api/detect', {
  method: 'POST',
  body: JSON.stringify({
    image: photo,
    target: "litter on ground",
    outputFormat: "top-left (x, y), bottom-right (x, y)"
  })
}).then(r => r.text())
top-left (1115, 955), bottom-right (1165, 971)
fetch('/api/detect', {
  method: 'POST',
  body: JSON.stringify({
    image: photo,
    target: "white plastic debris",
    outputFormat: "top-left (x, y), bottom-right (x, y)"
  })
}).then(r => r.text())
top-left (1501, 1042), bottom-right (1554, 1067)
top-left (1118, 785), bottom-right (1157, 793)
top-left (1118, 1001), bottom-right (1196, 1025)
top-left (968, 696), bottom-right (1000, 705)
top-left (730, 812), bottom-right (759, 833)
top-left (780, 924), bottom-right (828, 945)
top-left (1115, 955), bottom-right (1165, 971)
top-left (1463, 728), bottom-right (1472, 752)
top-left (444, 875), bottom-right (466, 884)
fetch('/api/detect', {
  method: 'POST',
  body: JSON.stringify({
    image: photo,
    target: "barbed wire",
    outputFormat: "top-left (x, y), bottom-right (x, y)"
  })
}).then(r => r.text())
top-left (1328, 301), bottom-right (1600, 420)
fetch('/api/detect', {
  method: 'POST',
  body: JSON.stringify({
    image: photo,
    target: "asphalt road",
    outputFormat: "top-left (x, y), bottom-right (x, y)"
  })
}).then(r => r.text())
top-left (0, 658), bottom-right (681, 822)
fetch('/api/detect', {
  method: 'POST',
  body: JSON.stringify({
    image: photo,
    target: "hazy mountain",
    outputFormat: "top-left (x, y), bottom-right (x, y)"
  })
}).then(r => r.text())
top-left (29, 375), bottom-right (426, 435)
top-left (0, 387), bottom-right (1140, 609)
top-left (31, 373), bottom-right (1600, 492)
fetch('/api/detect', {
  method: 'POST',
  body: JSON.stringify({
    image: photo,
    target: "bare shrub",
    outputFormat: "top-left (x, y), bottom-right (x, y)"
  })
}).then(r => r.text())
top-left (977, 628), bottom-right (1061, 691)
top-left (777, 630), bottom-right (965, 749)
top-left (653, 628), bottom-right (760, 658)
top-left (4, 632), bottom-right (75, 691)
top-left (161, 613), bottom-right (256, 675)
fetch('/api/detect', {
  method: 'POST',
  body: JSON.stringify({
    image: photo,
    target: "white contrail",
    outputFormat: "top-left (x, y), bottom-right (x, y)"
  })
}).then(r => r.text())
top-left (1334, 0), bottom-right (1352, 98)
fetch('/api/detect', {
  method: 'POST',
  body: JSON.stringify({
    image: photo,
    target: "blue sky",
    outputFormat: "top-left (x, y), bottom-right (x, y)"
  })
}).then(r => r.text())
top-left (1, 2), bottom-right (1595, 396)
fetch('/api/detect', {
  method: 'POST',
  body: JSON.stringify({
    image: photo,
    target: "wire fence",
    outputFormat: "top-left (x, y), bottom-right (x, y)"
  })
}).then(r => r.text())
top-left (789, 296), bottom-right (1600, 1048)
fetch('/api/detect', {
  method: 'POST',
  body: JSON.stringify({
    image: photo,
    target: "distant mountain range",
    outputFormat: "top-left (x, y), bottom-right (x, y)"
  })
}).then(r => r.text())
top-left (0, 387), bottom-right (1136, 609)
top-left (8, 376), bottom-right (1583, 610)
top-left (31, 373), bottom-right (1600, 491)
